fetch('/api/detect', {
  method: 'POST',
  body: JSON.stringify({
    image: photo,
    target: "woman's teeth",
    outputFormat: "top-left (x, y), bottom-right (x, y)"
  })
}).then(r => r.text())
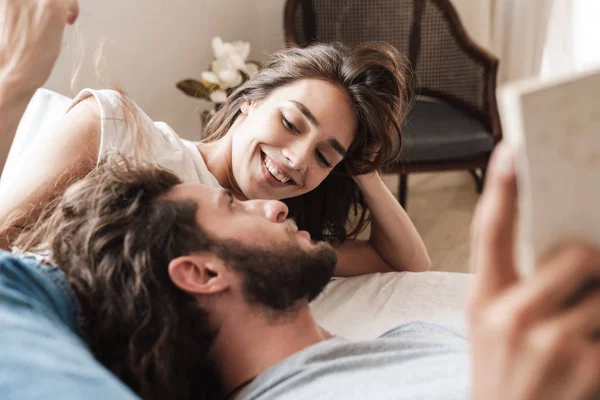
top-left (265, 156), bottom-right (291, 184)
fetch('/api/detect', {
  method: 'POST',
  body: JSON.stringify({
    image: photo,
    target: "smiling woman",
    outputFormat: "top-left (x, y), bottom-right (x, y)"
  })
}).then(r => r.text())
top-left (198, 43), bottom-right (430, 275)
top-left (211, 78), bottom-right (356, 199)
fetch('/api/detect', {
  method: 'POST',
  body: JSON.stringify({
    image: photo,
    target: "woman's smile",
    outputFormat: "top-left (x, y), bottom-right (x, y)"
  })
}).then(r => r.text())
top-left (259, 149), bottom-right (298, 188)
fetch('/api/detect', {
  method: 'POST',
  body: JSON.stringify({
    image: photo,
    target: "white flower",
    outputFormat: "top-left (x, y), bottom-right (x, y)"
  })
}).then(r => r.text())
top-left (231, 40), bottom-right (250, 60)
top-left (201, 71), bottom-right (220, 85)
top-left (213, 36), bottom-right (251, 61)
top-left (211, 37), bottom-right (228, 59)
top-left (217, 53), bottom-right (247, 72)
top-left (212, 58), bottom-right (244, 88)
top-left (209, 90), bottom-right (228, 104)
top-left (218, 69), bottom-right (243, 88)
top-left (245, 62), bottom-right (259, 77)
top-left (206, 37), bottom-right (254, 103)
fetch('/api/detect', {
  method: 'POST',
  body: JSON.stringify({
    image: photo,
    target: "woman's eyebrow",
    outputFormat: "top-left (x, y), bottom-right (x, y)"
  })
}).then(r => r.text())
top-left (327, 138), bottom-right (347, 157)
top-left (290, 100), bottom-right (319, 127)
top-left (288, 100), bottom-right (346, 157)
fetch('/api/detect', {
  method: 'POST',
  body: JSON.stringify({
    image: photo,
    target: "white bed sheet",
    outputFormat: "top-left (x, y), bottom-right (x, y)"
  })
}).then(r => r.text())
top-left (311, 271), bottom-right (473, 340)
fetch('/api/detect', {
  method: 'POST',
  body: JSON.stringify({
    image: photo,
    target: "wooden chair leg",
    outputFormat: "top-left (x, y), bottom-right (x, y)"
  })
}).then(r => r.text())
top-left (480, 166), bottom-right (487, 193)
top-left (398, 174), bottom-right (408, 208)
top-left (469, 169), bottom-right (485, 194)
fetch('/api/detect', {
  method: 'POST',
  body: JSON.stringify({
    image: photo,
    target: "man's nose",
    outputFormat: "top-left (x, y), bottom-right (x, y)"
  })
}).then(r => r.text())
top-left (245, 199), bottom-right (289, 223)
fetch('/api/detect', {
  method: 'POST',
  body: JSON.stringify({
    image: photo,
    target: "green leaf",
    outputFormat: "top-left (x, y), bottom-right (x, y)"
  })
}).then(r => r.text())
top-left (176, 79), bottom-right (212, 100)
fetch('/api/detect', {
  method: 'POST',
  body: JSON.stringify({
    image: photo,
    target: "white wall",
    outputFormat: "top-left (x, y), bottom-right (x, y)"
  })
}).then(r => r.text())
top-left (46, 0), bottom-right (490, 140)
top-left (47, 0), bottom-right (266, 140)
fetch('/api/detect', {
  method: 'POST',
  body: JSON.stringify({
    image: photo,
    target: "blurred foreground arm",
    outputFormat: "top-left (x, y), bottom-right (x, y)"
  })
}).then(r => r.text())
top-left (468, 143), bottom-right (600, 400)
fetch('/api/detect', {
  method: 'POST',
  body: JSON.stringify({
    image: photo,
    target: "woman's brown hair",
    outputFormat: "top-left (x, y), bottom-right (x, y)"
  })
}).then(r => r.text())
top-left (203, 42), bottom-right (415, 243)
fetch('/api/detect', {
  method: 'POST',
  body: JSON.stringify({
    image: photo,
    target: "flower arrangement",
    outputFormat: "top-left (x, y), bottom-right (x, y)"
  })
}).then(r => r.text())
top-left (177, 37), bottom-right (259, 114)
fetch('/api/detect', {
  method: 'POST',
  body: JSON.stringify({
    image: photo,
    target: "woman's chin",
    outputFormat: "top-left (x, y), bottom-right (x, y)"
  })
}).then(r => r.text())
top-left (243, 175), bottom-right (291, 200)
top-left (243, 184), bottom-right (281, 201)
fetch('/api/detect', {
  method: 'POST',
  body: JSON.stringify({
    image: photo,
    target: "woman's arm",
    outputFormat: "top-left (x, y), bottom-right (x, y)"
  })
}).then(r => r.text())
top-left (0, 98), bottom-right (101, 250)
top-left (334, 172), bottom-right (430, 276)
top-left (0, 0), bottom-right (85, 249)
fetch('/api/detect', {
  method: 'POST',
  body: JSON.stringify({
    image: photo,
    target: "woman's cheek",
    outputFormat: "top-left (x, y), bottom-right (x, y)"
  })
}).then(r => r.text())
top-left (304, 173), bottom-right (326, 192)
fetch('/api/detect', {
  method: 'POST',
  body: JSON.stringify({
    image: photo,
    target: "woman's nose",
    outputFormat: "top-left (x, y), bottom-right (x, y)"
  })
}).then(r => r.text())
top-left (245, 199), bottom-right (289, 223)
top-left (282, 139), bottom-right (312, 173)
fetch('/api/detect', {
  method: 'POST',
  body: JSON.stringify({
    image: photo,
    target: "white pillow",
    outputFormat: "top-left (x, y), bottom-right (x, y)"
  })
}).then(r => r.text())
top-left (1, 89), bottom-right (72, 187)
top-left (311, 271), bottom-right (472, 340)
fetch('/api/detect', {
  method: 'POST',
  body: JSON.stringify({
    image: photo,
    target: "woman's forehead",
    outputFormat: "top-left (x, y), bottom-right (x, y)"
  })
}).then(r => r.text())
top-left (269, 79), bottom-right (357, 145)
top-left (271, 79), bottom-right (348, 104)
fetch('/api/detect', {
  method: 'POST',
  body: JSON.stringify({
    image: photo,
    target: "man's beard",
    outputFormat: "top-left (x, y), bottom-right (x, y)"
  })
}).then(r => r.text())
top-left (213, 238), bottom-right (337, 312)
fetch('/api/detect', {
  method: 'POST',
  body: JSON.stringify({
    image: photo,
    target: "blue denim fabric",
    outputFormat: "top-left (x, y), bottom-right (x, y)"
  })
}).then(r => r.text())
top-left (0, 251), bottom-right (139, 399)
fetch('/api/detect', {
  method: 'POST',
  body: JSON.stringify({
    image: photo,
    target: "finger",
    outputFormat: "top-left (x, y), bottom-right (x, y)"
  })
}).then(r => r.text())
top-left (550, 272), bottom-right (600, 336)
top-left (470, 143), bottom-right (519, 303)
top-left (495, 245), bottom-right (600, 323)
top-left (64, 0), bottom-right (79, 24)
top-left (569, 344), bottom-right (600, 400)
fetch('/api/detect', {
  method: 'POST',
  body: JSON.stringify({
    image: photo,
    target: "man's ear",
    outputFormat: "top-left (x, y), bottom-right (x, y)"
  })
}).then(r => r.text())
top-left (168, 252), bottom-right (230, 295)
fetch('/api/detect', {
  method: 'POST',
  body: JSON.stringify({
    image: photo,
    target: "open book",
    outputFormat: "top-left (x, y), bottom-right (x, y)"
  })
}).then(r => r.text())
top-left (498, 67), bottom-right (600, 277)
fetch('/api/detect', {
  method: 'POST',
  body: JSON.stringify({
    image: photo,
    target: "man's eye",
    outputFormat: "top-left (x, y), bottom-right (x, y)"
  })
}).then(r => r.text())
top-left (282, 115), bottom-right (299, 134)
top-left (316, 150), bottom-right (332, 168)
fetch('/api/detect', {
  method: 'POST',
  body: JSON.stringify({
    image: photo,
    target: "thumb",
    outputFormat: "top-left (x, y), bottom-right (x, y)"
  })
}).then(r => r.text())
top-left (469, 143), bottom-right (519, 306)
top-left (64, 0), bottom-right (79, 24)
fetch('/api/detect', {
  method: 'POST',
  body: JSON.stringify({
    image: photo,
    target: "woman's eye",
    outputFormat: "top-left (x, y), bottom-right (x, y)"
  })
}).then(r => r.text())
top-left (316, 150), bottom-right (332, 168)
top-left (282, 115), bottom-right (300, 134)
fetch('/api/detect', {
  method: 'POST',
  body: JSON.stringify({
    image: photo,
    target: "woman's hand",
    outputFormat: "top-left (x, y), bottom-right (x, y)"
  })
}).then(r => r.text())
top-left (469, 144), bottom-right (600, 400)
top-left (334, 170), bottom-right (430, 276)
top-left (0, 0), bottom-right (79, 97)
top-left (351, 171), bottom-right (378, 187)
top-left (0, 0), bottom-right (79, 175)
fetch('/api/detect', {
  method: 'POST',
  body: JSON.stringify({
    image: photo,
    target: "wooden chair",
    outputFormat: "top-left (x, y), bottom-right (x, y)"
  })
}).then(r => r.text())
top-left (284, 0), bottom-right (502, 207)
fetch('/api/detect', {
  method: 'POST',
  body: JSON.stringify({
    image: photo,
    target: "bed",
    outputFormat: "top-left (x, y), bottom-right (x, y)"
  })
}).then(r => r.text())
top-left (4, 89), bottom-right (474, 339)
top-left (312, 272), bottom-right (471, 339)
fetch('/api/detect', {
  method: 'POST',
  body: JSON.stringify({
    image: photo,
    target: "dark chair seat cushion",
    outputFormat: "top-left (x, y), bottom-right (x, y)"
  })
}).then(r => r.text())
top-left (400, 99), bottom-right (495, 163)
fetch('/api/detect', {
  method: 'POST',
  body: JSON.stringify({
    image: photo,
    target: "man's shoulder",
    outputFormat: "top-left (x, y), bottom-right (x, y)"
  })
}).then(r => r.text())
top-left (238, 322), bottom-right (469, 399)
top-left (378, 321), bottom-right (468, 341)
top-left (0, 251), bottom-right (80, 332)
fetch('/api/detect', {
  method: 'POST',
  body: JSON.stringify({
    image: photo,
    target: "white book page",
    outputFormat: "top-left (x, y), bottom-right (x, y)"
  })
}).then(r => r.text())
top-left (499, 67), bottom-right (600, 277)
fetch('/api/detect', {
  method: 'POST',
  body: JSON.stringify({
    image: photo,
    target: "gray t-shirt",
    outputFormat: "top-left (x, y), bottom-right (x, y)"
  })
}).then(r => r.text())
top-left (238, 321), bottom-right (470, 400)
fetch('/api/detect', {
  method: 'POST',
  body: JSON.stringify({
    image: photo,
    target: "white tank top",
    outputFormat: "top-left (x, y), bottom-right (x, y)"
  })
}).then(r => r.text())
top-left (68, 89), bottom-right (221, 189)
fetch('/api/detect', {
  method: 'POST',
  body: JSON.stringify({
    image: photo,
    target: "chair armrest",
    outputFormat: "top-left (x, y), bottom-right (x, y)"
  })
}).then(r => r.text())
top-left (432, 0), bottom-right (502, 141)
top-left (284, 0), bottom-right (302, 46)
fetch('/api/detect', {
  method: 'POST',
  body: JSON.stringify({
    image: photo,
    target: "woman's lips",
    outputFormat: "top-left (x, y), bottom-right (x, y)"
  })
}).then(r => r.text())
top-left (260, 151), bottom-right (294, 188)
